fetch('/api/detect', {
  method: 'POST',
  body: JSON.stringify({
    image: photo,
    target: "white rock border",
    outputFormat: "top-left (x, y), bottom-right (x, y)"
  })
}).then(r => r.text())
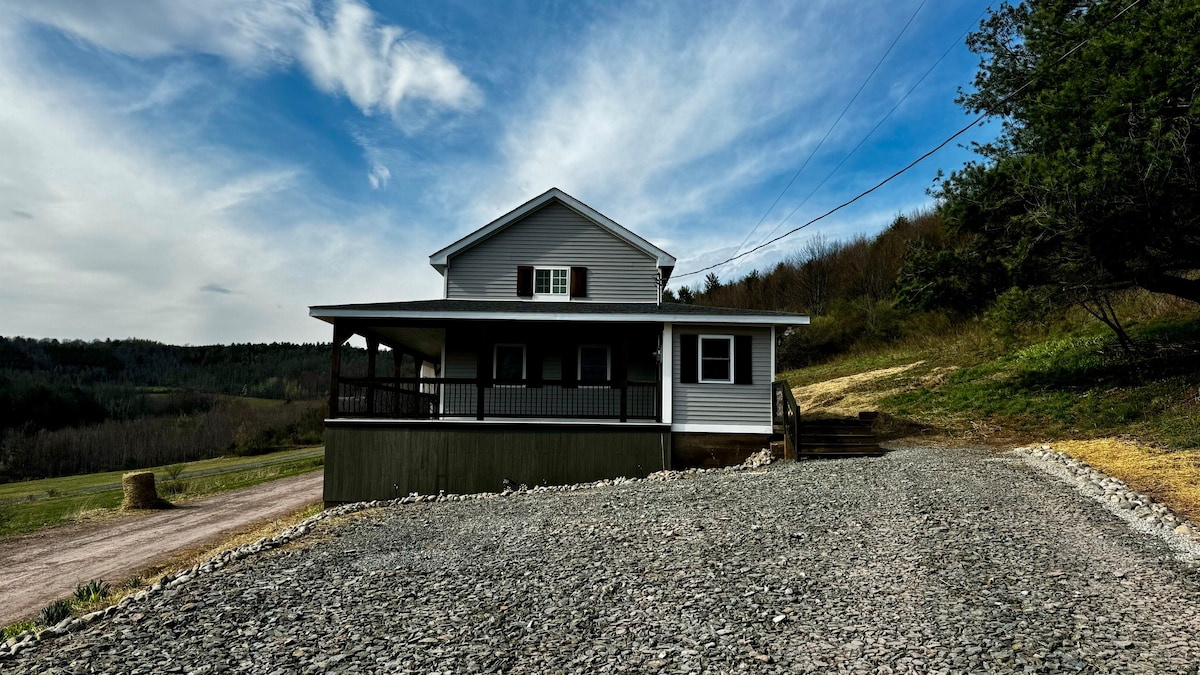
top-left (1012, 444), bottom-right (1200, 561)
top-left (0, 449), bottom-right (777, 660)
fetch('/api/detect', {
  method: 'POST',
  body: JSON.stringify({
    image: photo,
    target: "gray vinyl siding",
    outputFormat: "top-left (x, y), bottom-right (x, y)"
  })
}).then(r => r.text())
top-left (445, 202), bottom-right (659, 302)
top-left (672, 325), bottom-right (772, 428)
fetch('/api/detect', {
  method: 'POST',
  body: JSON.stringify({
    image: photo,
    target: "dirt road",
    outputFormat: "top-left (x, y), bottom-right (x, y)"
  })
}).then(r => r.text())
top-left (0, 470), bottom-right (323, 625)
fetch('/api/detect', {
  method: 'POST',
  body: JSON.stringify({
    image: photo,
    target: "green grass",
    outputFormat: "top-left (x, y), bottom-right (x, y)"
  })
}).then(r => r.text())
top-left (781, 313), bottom-right (1200, 448)
top-left (0, 447), bottom-right (324, 538)
top-left (881, 323), bottom-right (1200, 445)
top-left (0, 445), bottom-right (323, 502)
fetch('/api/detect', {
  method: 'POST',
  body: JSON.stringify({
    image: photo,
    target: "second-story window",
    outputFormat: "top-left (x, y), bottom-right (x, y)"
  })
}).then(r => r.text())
top-left (534, 267), bottom-right (569, 297)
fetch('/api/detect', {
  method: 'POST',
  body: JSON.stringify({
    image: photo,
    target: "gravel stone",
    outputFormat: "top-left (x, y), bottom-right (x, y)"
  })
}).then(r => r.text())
top-left (5, 444), bottom-right (1200, 673)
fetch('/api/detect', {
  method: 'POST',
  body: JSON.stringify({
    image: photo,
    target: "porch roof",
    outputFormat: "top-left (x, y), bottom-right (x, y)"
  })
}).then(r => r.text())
top-left (309, 300), bottom-right (809, 326)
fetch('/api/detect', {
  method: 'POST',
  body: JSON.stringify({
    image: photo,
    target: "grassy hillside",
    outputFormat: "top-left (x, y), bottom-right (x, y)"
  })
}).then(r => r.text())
top-left (783, 310), bottom-right (1199, 446)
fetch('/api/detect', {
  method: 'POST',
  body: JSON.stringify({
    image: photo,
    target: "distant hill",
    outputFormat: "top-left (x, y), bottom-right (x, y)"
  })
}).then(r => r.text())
top-left (0, 337), bottom-right (383, 399)
top-left (0, 337), bottom-right (388, 435)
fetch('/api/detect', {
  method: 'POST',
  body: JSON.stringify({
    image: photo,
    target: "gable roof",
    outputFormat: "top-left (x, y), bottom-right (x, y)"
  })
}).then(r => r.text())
top-left (428, 188), bottom-right (677, 278)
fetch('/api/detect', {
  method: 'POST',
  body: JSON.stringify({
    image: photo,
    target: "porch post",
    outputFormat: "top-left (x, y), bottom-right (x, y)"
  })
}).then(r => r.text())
top-left (393, 350), bottom-right (405, 417)
top-left (618, 337), bottom-right (628, 422)
top-left (660, 323), bottom-right (673, 424)
top-left (365, 337), bottom-right (379, 415)
top-left (328, 322), bottom-right (354, 418)
top-left (476, 342), bottom-right (487, 421)
top-left (413, 354), bottom-right (424, 418)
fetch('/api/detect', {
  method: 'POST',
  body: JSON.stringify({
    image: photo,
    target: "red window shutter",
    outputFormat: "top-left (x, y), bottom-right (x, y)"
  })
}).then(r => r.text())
top-left (734, 335), bottom-right (753, 385)
top-left (516, 266), bottom-right (533, 297)
top-left (570, 267), bottom-right (588, 298)
top-left (679, 334), bottom-right (698, 383)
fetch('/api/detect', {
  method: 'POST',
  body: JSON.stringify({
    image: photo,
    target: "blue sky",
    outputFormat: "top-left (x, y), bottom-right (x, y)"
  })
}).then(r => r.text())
top-left (0, 0), bottom-right (998, 345)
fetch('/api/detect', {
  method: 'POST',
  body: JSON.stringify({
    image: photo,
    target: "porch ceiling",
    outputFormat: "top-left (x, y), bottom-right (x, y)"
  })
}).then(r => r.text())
top-left (372, 326), bottom-right (445, 363)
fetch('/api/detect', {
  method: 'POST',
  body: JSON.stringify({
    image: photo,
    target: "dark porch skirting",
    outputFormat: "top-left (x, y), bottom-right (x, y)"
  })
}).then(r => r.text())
top-left (323, 421), bottom-right (672, 502)
top-left (671, 433), bottom-right (775, 469)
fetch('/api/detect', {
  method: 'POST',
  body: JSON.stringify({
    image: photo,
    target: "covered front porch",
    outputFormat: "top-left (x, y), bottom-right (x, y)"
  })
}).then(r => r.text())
top-left (326, 318), bottom-right (664, 423)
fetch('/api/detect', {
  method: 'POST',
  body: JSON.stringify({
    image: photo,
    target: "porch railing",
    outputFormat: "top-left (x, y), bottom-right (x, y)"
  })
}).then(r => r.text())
top-left (334, 377), bottom-right (660, 422)
top-left (772, 380), bottom-right (801, 459)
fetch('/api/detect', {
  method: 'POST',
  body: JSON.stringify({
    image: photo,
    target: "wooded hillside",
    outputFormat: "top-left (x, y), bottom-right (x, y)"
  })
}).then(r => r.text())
top-left (0, 338), bottom-right (383, 481)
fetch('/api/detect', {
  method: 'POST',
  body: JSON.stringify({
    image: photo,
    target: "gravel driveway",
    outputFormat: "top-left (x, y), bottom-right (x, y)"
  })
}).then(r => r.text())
top-left (8, 444), bottom-right (1200, 673)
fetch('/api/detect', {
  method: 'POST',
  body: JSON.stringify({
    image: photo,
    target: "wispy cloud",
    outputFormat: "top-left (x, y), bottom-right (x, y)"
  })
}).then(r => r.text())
top-left (0, 21), bottom-right (441, 344)
top-left (6, 0), bottom-right (479, 121)
top-left (464, 2), bottom-right (860, 232)
top-left (300, 0), bottom-right (480, 121)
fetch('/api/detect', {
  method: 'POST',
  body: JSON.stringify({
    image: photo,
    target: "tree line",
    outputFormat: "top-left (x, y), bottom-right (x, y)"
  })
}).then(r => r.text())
top-left (0, 338), bottom-right (384, 481)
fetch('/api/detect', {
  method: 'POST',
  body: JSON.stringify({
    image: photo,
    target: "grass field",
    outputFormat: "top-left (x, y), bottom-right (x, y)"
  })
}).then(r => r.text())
top-left (0, 446), bottom-right (324, 538)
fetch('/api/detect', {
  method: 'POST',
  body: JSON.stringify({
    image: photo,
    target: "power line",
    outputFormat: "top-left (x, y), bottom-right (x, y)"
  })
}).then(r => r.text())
top-left (674, 0), bottom-right (1144, 281)
top-left (716, 0), bottom-right (929, 280)
top-left (749, 4), bottom-right (993, 250)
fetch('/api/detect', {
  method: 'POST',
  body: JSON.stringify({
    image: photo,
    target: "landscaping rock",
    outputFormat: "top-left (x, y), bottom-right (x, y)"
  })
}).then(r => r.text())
top-left (5, 445), bottom-right (1200, 673)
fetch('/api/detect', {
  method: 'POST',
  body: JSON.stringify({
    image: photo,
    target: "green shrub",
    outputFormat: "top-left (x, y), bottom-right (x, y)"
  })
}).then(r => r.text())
top-left (39, 599), bottom-right (72, 626)
top-left (165, 462), bottom-right (187, 481)
top-left (2, 620), bottom-right (35, 640)
top-left (73, 579), bottom-right (111, 604)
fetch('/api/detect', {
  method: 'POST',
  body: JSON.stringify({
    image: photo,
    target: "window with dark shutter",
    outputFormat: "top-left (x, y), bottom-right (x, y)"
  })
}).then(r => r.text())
top-left (570, 267), bottom-right (588, 298)
top-left (578, 345), bottom-right (610, 384)
top-left (679, 334), bottom-right (698, 383)
top-left (493, 344), bottom-right (525, 384)
top-left (516, 266), bottom-right (533, 297)
top-left (734, 335), bottom-right (753, 385)
top-left (699, 335), bottom-right (733, 383)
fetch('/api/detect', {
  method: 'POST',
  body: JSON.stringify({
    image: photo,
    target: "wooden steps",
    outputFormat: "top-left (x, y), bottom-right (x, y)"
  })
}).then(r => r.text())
top-left (797, 413), bottom-right (887, 458)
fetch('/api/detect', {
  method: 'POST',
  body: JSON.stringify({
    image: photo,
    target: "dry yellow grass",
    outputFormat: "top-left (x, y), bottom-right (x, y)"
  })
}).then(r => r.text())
top-left (1054, 439), bottom-right (1200, 523)
top-left (791, 361), bottom-right (924, 417)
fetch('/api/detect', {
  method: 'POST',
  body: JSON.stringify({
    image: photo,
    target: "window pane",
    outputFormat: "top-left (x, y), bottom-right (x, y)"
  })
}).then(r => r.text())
top-left (701, 338), bottom-right (730, 359)
top-left (495, 346), bottom-right (524, 382)
top-left (699, 336), bottom-right (732, 382)
top-left (534, 269), bottom-right (551, 294)
top-left (552, 268), bottom-right (568, 294)
top-left (701, 358), bottom-right (730, 381)
top-left (579, 346), bottom-right (608, 382)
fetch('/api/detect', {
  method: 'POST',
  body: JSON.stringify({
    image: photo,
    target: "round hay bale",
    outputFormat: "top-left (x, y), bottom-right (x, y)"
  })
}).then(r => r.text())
top-left (121, 471), bottom-right (161, 510)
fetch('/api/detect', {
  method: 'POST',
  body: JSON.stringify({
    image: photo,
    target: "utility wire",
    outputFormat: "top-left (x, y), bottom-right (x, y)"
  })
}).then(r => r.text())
top-left (674, 0), bottom-right (1143, 281)
top-left (750, 4), bottom-right (993, 249)
top-left (716, 0), bottom-right (929, 280)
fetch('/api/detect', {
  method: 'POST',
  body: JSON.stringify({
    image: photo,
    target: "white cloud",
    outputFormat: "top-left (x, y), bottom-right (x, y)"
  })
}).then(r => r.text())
top-left (0, 23), bottom-right (441, 344)
top-left (300, 0), bottom-right (479, 119)
top-left (367, 163), bottom-right (391, 189)
top-left (453, 1), bottom-right (942, 278)
top-left (461, 3), bottom-right (849, 232)
top-left (4, 0), bottom-right (479, 121)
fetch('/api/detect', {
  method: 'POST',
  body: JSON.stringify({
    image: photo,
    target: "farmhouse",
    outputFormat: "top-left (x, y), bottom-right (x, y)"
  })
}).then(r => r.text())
top-left (310, 188), bottom-right (808, 502)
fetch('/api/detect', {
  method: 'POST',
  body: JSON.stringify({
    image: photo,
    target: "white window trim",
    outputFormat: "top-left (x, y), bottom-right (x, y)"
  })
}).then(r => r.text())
top-left (577, 344), bottom-right (611, 385)
top-left (493, 343), bottom-right (526, 386)
top-left (532, 266), bottom-right (570, 301)
top-left (698, 334), bottom-right (734, 384)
